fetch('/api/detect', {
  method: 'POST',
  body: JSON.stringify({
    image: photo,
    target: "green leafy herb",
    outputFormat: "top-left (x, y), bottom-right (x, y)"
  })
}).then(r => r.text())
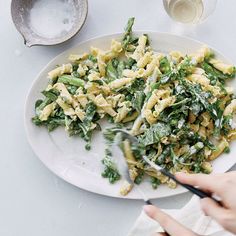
top-left (67, 85), bottom-right (78, 95)
top-left (106, 60), bottom-right (118, 81)
top-left (140, 122), bottom-right (171, 146)
top-left (101, 149), bottom-right (120, 183)
top-left (35, 99), bottom-right (43, 109)
top-left (78, 102), bottom-right (97, 146)
top-left (35, 98), bottom-right (52, 116)
top-left (132, 91), bottom-right (145, 112)
top-left (117, 61), bottom-right (125, 77)
top-left (88, 54), bottom-right (97, 63)
top-left (125, 58), bottom-right (136, 69)
top-left (221, 115), bottom-right (233, 135)
top-left (42, 89), bottom-right (59, 101)
top-left (159, 57), bottom-right (171, 74)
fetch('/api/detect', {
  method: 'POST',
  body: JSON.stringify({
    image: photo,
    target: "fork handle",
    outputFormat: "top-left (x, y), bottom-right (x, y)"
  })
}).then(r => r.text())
top-left (160, 169), bottom-right (221, 204)
top-left (145, 199), bottom-right (153, 205)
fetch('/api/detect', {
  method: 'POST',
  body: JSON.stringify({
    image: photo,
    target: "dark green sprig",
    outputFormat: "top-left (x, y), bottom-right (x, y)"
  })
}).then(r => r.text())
top-left (122, 17), bottom-right (135, 50)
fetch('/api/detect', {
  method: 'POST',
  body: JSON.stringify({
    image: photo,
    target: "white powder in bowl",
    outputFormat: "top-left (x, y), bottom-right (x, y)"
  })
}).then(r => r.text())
top-left (29, 0), bottom-right (76, 39)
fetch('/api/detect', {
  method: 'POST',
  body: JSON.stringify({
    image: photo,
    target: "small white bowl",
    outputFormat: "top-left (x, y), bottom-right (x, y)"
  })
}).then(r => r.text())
top-left (11, 0), bottom-right (88, 47)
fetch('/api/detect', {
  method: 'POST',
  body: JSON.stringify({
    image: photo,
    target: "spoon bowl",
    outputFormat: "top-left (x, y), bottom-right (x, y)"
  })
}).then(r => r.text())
top-left (11, 0), bottom-right (88, 47)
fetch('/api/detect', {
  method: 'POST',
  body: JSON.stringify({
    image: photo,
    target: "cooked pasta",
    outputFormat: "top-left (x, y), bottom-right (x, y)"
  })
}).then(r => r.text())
top-left (32, 18), bottom-right (236, 195)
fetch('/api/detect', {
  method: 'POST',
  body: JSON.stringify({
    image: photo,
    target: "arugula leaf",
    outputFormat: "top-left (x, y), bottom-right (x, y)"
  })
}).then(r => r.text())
top-left (72, 64), bottom-right (78, 72)
top-left (67, 85), bottom-right (78, 95)
top-left (178, 57), bottom-right (195, 77)
top-left (85, 102), bottom-right (97, 122)
top-left (140, 122), bottom-right (171, 146)
top-left (152, 57), bottom-right (193, 91)
top-left (204, 139), bottom-right (216, 151)
top-left (125, 58), bottom-right (136, 69)
top-left (32, 116), bottom-right (65, 132)
top-left (70, 102), bottom-right (97, 149)
top-left (167, 105), bottom-right (189, 120)
top-left (170, 98), bottom-right (191, 108)
top-left (112, 58), bottom-right (119, 68)
top-left (151, 71), bottom-right (177, 91)
top-left (32, 116), bottom-right (43, 126)
top-left (54, 107), bottom-right (65, 119)
top-left (46, 118), bottom-right (65, 132)
top-left (42, 89), bottom-right (59, 101)
top-left (88, 54), bottom-right (97, 63)
top-left (190, 102), bottom-right (202, 116)
top-left (117, 61), bottom-right (125, 78)
top-left (170, 146), bottom-right (179, 166)
top-left (118, 78), bottom-right (145, 97)
top-left (129, 78), bottom-right (145, 93)
top-left (35, 99), bottom-right (43, 109)
top-left (221, 114), bottom-right (232, 135)
top-left (210, 101), bottom-right (224, 134)
top-left (132, 91), bottom-right (145, 112)
top-left (156, 145), bottom-right (171, 165)
top-left (106, 60), bottom-right (118, 81)
top-left (159, 57), bottom-right (171, 74)
top-left (180, 80), bottom-right (222, 121)
top-left (35, 98), bottom-right (52, 116)
top-left (180, 142), bottom-right (204, 163)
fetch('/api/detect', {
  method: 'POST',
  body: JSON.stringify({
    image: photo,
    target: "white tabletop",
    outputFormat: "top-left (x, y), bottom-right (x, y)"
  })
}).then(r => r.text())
top-left (1, 0), bottom-right (236, 235)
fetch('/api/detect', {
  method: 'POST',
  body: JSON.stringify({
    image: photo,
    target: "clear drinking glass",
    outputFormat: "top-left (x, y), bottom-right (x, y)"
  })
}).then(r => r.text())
top-left (163, 0), bottom-right (218, 24)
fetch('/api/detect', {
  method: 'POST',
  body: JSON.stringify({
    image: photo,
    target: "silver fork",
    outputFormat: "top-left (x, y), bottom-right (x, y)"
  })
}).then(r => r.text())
top-left (112, 128), bottom-right (221, 204)
top-left (111, 133), bottom-right (152, 204)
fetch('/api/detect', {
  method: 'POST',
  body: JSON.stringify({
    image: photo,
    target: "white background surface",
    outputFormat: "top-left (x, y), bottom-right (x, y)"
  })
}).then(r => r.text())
top-left (1, 0), bottom-right (236, 235)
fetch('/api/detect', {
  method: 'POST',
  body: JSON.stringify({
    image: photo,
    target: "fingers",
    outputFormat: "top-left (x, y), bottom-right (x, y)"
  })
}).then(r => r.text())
top-left (201, 198), bottom-right (227, 220)
top-left (143, 205), bottom-right (197, 236)
top-left (152, 233), bottom-right (167, 236)
top-left (201, 198), bottom-right (236, 233)
top-left (175, 172), bottom-right (222, 194)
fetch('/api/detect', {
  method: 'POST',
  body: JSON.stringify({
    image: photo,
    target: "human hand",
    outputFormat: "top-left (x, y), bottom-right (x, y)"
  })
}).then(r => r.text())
top-left (143, 204), bottom-right (199, 236)
top-left (144, 171), bottom-right (236, 235)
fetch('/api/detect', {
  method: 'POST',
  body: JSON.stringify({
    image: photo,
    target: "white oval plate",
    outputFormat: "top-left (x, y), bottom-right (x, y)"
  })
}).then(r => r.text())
top-left (25, 32), bottom-right (236, 199)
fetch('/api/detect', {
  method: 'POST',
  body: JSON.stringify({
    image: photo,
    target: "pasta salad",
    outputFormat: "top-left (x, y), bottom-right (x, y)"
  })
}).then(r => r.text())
top-left (32, 18), bottom-right (236, 195)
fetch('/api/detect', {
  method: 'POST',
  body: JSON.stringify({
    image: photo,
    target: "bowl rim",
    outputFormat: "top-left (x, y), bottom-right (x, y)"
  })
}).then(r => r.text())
top-left (11, 0), bottom-right (88, 47)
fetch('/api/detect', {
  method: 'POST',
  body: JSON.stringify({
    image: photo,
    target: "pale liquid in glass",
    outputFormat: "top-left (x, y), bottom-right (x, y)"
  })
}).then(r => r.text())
top-left (164, 0), bottom-right (204, 24)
